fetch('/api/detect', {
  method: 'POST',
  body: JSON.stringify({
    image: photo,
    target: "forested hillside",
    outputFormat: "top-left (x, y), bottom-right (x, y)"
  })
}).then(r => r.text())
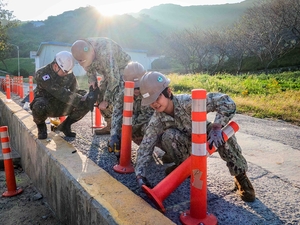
top-left (7, 0), bottom-right (257, 58)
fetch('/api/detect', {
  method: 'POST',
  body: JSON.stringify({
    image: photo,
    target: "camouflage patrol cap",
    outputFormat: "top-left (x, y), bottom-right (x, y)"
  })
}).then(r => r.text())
top-left (123, 61), bottom-right (146, 88)
top-left (71, 40), bottom-right (95, 70)
top-left (140, 71), bottom-right (170, 106)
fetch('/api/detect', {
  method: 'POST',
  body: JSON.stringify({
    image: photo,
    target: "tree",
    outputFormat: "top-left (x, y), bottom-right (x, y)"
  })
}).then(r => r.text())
top-left (240, 0), bottom-right (298, 72)
top-left (0, 0), bottom-right (19, 70)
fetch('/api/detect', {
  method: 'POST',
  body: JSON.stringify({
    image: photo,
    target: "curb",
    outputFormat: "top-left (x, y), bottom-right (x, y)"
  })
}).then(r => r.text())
top-left (0, 91), bottom-right (174, 225)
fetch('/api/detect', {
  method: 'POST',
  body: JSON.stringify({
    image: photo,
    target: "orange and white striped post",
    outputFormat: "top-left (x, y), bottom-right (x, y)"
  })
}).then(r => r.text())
top-left (180, 89), bottom-right (217, 225)
top-left (29, 76), bottom-right (34, 103)
top-left (0, 126), bottom-right (23, 197)
top-left (19, 76), bottom-right (24, 98)
top-left (113, 81), bottom-right (135, 174)
top-left (5, 75), bottom-right (11, 102)
top-left (207, 121), bottom-right (239, 155)
top-left (142, 120), bottom-right (239, 213)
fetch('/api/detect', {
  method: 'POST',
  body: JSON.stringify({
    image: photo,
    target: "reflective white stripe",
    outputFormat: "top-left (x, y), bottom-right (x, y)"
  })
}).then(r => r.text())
top-left (123, 102), bottom-right (133, 111)
top-left (3, 152), bottom-right (12, 160)
top-left (124, 88), bottom-right (134, 96)
top-left (0, 130), bottom-right (8, 137)
top-left (224, 126), bottom-right (234, 138)
top-left (192, 99), bottom-right (206, 112)
top-left (192, 143), bottom-right (207, 156)
top-left (123, 117), bottom-right (132, 125)
top-left (1, 142), bottom-right (10, 149)
top-left (192, 121), bottom-right (206, 134)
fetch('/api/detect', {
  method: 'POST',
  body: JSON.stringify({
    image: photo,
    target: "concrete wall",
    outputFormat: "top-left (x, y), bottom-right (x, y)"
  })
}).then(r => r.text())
top-left (0, 91), bottom-right (174, 225)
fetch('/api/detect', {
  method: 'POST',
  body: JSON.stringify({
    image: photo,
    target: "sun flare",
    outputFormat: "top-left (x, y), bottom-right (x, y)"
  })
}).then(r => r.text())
top-left (95, 2), bottom-right (132, 16)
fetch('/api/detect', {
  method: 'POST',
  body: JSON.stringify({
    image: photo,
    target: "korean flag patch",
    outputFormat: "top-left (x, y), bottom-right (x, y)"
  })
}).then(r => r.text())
top-left (42, 74), bottom-right (50, 81)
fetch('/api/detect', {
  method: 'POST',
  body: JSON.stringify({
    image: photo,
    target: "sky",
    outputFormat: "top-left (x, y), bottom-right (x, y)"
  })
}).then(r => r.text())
top-left (4, 0), bottom-right (244, 21)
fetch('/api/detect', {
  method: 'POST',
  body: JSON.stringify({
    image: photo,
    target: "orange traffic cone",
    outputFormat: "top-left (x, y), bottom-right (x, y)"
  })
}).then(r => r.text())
top-left (0, 126), bottom-right (23, 197)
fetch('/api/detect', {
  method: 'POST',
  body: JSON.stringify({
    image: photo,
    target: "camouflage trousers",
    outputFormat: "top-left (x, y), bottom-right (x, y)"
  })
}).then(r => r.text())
top-left (30, 91), bottom-right (90, 125)
top-left (156, 122), bottom-right (248, 176)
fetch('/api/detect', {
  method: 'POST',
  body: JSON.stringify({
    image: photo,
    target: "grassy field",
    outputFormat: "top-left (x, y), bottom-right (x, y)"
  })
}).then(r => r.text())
top-left (3, 70), bottom-right (299, 126)
top-left (77, 72), bottom-right (300, 126)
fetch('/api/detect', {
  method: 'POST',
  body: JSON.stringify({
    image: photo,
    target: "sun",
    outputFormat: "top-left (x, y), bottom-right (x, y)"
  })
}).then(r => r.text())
top-left (94, 2), bottom-right (132, 17)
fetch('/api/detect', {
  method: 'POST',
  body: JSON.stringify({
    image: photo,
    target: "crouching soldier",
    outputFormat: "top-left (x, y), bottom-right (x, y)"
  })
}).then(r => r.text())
top-left (135, 71), bottom-right (256, 202)
top-left (30, 51), bottom-right (97, 139)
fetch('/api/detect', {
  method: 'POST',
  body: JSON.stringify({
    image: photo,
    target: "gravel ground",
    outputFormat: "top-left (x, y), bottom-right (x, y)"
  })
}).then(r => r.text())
top-left (7, 92), bottom-right (300, 225)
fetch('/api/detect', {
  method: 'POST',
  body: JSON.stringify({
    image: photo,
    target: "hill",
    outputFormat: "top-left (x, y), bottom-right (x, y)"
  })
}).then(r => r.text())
top-left (7, 0), bottom-right (258, 58)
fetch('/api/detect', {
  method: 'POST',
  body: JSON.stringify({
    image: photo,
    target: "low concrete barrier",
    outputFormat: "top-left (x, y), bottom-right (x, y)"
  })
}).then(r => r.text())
top-left (0, 91), bottom-right (174, 225)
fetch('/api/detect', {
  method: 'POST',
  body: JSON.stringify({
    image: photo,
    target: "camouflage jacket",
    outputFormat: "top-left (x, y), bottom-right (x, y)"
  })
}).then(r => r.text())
top-left (135, 92), bottom-right (236, 177)
top-left (83, 37), bottom-right (131, 104)
top-left (33, 63), bottom-right (82, 107)
top-left (111, 90), bottom-right (154, 138)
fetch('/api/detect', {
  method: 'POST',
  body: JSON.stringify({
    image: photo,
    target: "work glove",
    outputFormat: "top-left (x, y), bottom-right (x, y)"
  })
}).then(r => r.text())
top-left (208, 123), bottom-right (224, 149)
top-left (85, 85), bottom-right (100, 112)
top-left (136, 175), bottom-right (152, 188)
top-left (108, 134), bottom-right (121, 158)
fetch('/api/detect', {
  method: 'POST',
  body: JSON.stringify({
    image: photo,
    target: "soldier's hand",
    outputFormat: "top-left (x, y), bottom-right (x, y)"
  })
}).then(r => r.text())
top-left (99, 100), bottom-right (109, 110)
top-left (208, 123), bottom-right (224, 149)
top-left (136, 175), bottom-right (151, 188)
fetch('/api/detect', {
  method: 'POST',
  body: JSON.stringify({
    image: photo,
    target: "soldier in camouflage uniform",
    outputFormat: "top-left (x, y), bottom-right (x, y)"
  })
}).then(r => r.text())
top-left (135, 71), bottom-right (255, 202)
top-left (71, 37), bottom-right (131, 135)
top-left (108, 62), bottom-right (154, 157)
top-left (30, 51), bottom-right (93, 140)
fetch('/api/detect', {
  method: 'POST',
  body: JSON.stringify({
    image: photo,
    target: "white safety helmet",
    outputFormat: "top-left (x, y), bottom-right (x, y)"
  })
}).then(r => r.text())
top-left (55, 51), bottom-right (74, 74)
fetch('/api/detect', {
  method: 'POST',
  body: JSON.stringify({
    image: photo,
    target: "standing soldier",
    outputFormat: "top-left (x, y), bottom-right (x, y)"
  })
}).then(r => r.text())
top-left (30, 51), bottom-right (95, 139)
top-left (108, 62), bottom-right (154, 157)
top-left (71, 37), bottom-right (131, 135)
top-left (135, 71), bottom-right (256, 202)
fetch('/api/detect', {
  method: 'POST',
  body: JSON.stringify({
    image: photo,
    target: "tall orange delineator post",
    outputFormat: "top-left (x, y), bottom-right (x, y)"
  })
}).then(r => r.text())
top-left (29, 76), bottom-right (34, 103)
top-left (5, 75), bottom-right (11, 102)
top-left (113, 81), bottom-right (135, 174)
top-left (142, 120), bottom-right (239, 213)
top-left (180, 89), bottom-right (217, 225)
top-left (19, 76), bottom-right (24, 99)
top-left (0, 126), bottom-right (23, 197)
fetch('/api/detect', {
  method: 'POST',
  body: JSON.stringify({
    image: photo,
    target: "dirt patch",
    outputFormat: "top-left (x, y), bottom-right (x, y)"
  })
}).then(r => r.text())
top-left (0, 166), bottom-right (61, 225)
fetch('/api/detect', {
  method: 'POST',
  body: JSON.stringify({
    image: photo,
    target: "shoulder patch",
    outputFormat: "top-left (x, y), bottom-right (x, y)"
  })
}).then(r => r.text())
top-left (42, 74), bottom-right (50, 81)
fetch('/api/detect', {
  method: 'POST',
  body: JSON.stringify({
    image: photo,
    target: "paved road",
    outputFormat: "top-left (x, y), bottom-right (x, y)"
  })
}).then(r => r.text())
top-left (2, 91), bottom-right (300, 224)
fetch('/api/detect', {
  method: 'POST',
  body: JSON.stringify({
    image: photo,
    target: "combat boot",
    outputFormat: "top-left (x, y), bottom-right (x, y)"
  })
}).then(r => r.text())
top-left (55, 117), bottom-right (77, 137)
top-left (37, 123), bottom-right (47, 139)
top-left (234, 172), bottom-right (256, 202)
top-left (95, 118), bottom-right (111, 135)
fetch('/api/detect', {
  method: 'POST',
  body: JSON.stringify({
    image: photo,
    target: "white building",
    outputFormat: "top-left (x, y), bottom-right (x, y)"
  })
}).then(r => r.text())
top-left (35, 41), bottom-right (158, 76)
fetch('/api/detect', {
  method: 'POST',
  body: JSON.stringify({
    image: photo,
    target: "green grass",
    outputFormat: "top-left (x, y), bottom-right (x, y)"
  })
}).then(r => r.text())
top-left (2, 59), bottom-right (299, 126)
top-left (0, 58), bottom-right (35, 77)
top-left (76, 72), bottom-right (300, 125)
top-left (168, 72), bottom-right (300, 126)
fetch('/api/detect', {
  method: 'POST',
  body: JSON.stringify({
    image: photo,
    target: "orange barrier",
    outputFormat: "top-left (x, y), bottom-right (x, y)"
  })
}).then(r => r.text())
top-left (19, 76), bottom-right (24, 98)
top-left (5, 75), bottom-right (11, 101)
top-left (92, 76), bottom-right (104, 129)
top-left (180, 89), bottom-right (217, 225)
top-left (92, 105), bottom-right (104, 129)
top-left (113, 81), bottom-right (135, 174)
top-left (0, 126), bottom-right (23, 197)
top-left (142, 120), bottom-right (239, 213)
top-left (29, 76), bottom-right (34, 103)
